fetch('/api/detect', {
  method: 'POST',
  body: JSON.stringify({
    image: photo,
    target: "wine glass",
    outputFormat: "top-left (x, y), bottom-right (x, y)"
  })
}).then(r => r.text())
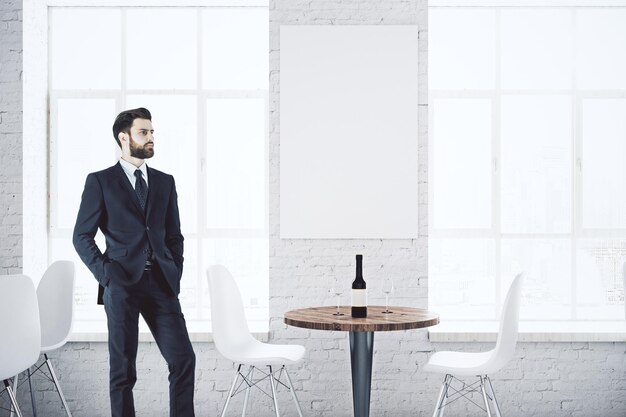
top-left (329, 277), bottom-right (344, 316)
top-left (382, 277), bottom-right (395, 314)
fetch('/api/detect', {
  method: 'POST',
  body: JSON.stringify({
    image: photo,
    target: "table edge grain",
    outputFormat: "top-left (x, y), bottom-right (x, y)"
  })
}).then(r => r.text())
top-left (284, 306), bottom-right (440, 332)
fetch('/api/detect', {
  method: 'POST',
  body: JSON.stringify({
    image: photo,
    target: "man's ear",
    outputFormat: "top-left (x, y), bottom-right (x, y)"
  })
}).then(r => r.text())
top-left (118, 131), bottom-right (128, 144)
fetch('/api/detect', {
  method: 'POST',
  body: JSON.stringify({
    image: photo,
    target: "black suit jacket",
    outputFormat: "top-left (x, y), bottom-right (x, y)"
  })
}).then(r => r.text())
top-left (73, 162), bottom-right (184, 304)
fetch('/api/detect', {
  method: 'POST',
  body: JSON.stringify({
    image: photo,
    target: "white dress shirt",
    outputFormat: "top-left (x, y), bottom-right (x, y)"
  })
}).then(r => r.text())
top-left (119, 158), bottom-right (149, 189)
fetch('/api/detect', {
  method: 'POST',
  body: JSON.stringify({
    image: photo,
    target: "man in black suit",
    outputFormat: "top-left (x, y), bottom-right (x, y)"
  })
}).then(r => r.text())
top-left (73, 108), bottom-right (196, 417)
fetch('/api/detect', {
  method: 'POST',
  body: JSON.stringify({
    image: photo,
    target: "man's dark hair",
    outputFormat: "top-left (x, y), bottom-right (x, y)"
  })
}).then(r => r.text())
top-left (112, 107), bottom-right (152, 148)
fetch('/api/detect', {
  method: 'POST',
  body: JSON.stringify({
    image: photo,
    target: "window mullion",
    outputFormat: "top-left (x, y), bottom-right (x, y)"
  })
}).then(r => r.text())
top-left (121, 7), bottom-right (127, 110)
top-left (196, 7), bottom-right (205, 321)
top-left (571, 7), bottom-right (579, 320)
top-left (493, 6), bottom-right (502, 321)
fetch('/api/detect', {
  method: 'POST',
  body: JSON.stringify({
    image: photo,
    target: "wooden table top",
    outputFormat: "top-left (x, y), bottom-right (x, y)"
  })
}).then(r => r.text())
top-left (284, 306), bottom-right (439, 332)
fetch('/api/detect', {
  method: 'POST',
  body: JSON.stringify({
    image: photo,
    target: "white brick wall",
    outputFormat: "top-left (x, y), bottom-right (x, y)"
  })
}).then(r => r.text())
top-left (1, 0), bottom-right (625, 416)
top-left (0, 0), bottom-right (22, 275)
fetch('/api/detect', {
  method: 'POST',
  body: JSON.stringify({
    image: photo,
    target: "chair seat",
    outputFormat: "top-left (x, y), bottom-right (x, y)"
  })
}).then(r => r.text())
top-left (0, 275), bottom-right (41, 381)
top-left (41, 340), bottom-right (69, 354)
top-left (423, 349), bottom-right (495, 376)
top-left (223, 339), bottom-right (305, 367)
top-left (208, 265), bottom-right (306, 417)
top-left (424, 275), bottom-right (523, 417)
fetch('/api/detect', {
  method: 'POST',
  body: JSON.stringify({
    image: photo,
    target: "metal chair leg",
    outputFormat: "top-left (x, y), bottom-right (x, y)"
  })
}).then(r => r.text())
top-left (241, 366), bottom-right (254, 417)
top-left (28, 367), bottom-right (38, 417)
top-left (4, 380), bottom-right (24, 417)
top-left (283, 367), bottom-right (304, 417)
top-left (479, 376), bottom-right (493, 417)
top-left (44, 354), bottom-right (72, 417)
top-left (439, 374), bottom-right (452, 417)
top-left (268, 366), bottom-right (281, 417)
top-left (432, 378), bottom-right (447, 417)
top-left (486, 376), bottom-right (502, 417)
top-left (221, 364), bottom-right (242, 417)
top-left (432, 374), bottom-right (451, 417)
top-left (9, 373), bottom-right (19, 417)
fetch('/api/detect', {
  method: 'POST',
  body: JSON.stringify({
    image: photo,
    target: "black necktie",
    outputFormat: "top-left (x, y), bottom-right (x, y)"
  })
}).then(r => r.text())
top-left (134, 169), bottom-right (148, 210)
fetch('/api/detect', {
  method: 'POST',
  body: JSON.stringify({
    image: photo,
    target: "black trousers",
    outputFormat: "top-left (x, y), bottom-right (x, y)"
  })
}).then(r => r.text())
top-left (103, 264), bottom-right (196, 417)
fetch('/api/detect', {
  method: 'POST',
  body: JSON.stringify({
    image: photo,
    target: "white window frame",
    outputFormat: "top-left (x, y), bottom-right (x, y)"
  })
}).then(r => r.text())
top-left (428, 0), bottom-right (626, 341)
top-left (24, 0), bottom-right (269, 341)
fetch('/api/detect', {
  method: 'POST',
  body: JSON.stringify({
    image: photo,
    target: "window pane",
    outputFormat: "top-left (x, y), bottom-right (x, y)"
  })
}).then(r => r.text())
top-left (576, 9), bottom-right (626, 90)
top-left (206, 98), bottom-right (266, 230)
top-left (429, 9), bottom-right (496, 90)
top-left (202, 8), bottom-right (269, 90)
top-left (429, 238), bottom-right (496, 320)
top-left (501, 9), bottom-right (573, 90)
top-left (200, 238), bottom-right (269, 331)
top-left (581, 99), bottom-right (626, 229)
top-left (576, 239), bottom-right (626, 320)
top-left (50, 8), bottom-right (121, 90)
top-left (126, 95), bottom-right (198, 233)
top-left (432, 98), bottom-right (492, 229)
top-left (501, 239), bottom-right (571, 320)
top-left (53, 99), bottom-right (118, 230)
top-left (126, 8), bottom-right (197, 89)
top-left (500, 95), bottom-right (572, 233)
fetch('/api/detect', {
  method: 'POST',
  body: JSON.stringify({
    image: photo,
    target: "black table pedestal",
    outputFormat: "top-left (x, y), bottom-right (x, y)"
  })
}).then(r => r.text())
top-left (349, 331), bottom-right (374, 417)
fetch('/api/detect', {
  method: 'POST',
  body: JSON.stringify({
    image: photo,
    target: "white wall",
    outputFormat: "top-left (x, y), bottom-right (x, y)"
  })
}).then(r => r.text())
top-left (1, 0), bottom-right (625, 416)
top-left (0, 0), bottom-right (22, 275)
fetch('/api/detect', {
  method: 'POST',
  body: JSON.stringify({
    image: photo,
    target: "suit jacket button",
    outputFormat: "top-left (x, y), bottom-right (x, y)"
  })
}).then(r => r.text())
top-left (146, 226), bottom-right (150, 231)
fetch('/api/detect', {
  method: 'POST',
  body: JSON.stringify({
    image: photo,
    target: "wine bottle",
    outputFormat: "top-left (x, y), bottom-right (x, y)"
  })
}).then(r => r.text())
top-left (351, 254), bottom-right (367, 318)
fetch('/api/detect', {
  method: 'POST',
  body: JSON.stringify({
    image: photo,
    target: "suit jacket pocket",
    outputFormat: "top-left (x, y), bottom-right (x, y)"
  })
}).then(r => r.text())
top-left (165, 249), bottom-right (183, 277)
top-left (104, 260), bottom-right (127, 285)
top-left (106, 248), bottom-right (128, 260)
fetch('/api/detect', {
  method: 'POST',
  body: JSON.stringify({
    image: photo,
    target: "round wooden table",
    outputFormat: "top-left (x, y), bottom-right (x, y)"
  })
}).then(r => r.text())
top-left (284, 306), bottom-right (439, 417)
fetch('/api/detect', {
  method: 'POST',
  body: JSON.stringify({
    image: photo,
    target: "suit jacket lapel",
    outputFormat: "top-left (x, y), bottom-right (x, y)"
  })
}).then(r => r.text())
top-left (114, 162), bottom-right (145, 219)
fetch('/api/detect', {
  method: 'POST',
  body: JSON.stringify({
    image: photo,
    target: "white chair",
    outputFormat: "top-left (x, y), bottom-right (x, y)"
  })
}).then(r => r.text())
top-left (24, 260), bottom-right (75, 417)
top-left (0, 275), bottom-right (41, 417)
top-left (207, 265), bottom-right (305, 417)
top-left (424, 273), bottom-right (524, 417)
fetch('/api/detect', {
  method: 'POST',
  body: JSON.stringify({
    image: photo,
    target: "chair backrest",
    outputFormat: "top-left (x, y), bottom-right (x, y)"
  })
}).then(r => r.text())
top-left (0, 275), bottom-right (41, 380)
top-left (37, 260), bottom-right (75, 350)
top-left (488, 273), bottom-right (524, 372)
top-left (206, 265), bottom-right (256, 360)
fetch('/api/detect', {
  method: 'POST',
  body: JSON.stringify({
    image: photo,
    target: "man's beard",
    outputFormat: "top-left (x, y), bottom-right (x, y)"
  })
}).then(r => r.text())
top-left (129, 135), bottom-right (154, 159)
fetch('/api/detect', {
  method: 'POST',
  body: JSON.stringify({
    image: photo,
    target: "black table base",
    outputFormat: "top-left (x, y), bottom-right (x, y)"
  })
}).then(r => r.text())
top-left (349, 331), bottom-right (374, 417)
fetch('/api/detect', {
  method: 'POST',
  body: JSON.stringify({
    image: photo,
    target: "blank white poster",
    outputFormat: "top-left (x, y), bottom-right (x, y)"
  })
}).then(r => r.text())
top-left (280, 25), bottom-right (419, 239)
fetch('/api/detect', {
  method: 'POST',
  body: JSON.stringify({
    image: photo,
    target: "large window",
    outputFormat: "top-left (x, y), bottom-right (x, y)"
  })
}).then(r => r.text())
top-left (429, 4), bottom-right (626, 322)
top-left (47, 5), bottom-right (269, 332)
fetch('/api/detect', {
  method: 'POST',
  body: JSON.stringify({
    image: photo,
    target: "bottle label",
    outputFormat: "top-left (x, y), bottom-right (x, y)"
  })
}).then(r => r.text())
top-left (351, 289), bottom-right (367, 307)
